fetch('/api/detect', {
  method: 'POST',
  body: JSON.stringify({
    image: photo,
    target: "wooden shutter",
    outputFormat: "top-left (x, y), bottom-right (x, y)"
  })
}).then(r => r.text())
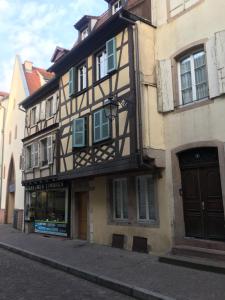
top-left (47, 136), bottom-right (53, 164)
top-left (72, 118), bottom-right (86, 148)
top-left (93, 110), bottom-right (101, 142)
top-left (31, 144), bottom-right (35, 168)
top-left (215, 30), bottom-right (225, 94)
top-left (69, 67), bottom-right (75, 96)
top-left (36, 105), bottom-right (40, 122)
top-left (20, 148), bottom-right (25, 171)
top-left (206, 37), bottom-right (220, 99)
top-left (52, 94), bottom-right (57, 114)
top-left (169, 0), bottom-right (184, 17)
top-left (40, 101), bottom-right (46, 120)
top-left (156, 59), bottom-right (174, 112)
top-left (33, 142), bottom-right (39, 167)
top-left (106, 38), bottom-right (117, 73)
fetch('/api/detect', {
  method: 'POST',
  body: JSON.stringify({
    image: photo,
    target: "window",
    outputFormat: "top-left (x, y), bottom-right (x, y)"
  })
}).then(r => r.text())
top-left (178, 50), bottom-right (208, 105)
top-left (46, 97), bottom-right (53, 118)
top-left (26, 145), bottom-right (32, 170)
top-left (113, 178), bottom-right (128, 220)
top-left (81, 27), bottom-right (89, 40)
top-left (112, 0), bottom-right (122, 14)
top-left (72, 118), bottom-right (86, 148)
top-left (40, 136), bottom-right (53, 166)
top-left (40, 138), bottom-right (48, 166)
top-left (136, 175), bottom-right (156, 222)
top-left (31, 106), bottom-right (37, 126)
top-left (93, 109), bottom-right (110, 142)
top-left (78, 64), bottom-right (87, 91)
top-left (96, 49), bottom-right (107, 80)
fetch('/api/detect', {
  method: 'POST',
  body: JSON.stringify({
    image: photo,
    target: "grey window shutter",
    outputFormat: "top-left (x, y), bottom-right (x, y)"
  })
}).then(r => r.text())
top-left (206, 37), bottom-right (220, 99)
top-left (72, 118), bottom-right (85, 148)
top-left (69, 67), bottom-right (75, 96)
top-left (93, 111), bottom-right (101, 142)
top-left (215, 30), bottom-right (225, 94)
top-left (47, 136), bottom-right (53, 164)
top-left (106, 38), bottom-right (117, 73)
top-left (156, 59), bottom-right (174, 112)
top-left (40, 101), bottom-right (46, 120)
top-left (36, 105), bottom-right (40, 122)
top-left (52, 94), bottom-right (57, 114)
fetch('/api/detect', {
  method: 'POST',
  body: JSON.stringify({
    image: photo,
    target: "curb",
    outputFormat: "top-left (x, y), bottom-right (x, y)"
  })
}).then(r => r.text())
top-left (0, 242), bottom-right (174, 300)
top-left (159, 255), bottom-right (225, 275)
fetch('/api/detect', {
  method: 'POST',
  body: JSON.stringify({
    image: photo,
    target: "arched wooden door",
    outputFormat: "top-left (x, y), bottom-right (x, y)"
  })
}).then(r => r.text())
top-left (178, 147), bottom-right (225, 241)
top-left (6, 157), bottom-right (15, 224)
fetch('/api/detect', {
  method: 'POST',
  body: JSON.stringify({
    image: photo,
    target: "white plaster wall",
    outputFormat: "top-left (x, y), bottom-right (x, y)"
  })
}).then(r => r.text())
top-left (1, 56), bottom-right (29, 210)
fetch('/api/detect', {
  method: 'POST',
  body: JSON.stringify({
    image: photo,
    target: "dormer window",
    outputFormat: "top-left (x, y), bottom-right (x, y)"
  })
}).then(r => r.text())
top-left (112, 0), bottom-right (122, 14)
top-left (81, 27), bottom-right (89, 40)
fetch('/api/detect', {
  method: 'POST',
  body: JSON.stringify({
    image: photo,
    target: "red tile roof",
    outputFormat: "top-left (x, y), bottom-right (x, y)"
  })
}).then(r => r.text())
top-left (0, 91), bottom-right (9, 98)
top-left (23, 65), bottom-right (54, 95)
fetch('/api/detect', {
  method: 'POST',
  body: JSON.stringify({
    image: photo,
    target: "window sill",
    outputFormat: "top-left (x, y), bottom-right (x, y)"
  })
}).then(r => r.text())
top-left (94, 70), bottom-right (117, 87)
top-left (74, 87), bottom-right (89, 97)
top-left (45, 116), bottom-right (54, 121)
top-left (93, 137), bottom-right (112, 147)
top-left (174, 97), bottom-right (212, 113)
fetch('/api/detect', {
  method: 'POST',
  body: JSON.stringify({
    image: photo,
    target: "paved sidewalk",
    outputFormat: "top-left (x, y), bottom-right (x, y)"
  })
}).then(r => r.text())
top-left (0, 225), bottom-right (225, 300)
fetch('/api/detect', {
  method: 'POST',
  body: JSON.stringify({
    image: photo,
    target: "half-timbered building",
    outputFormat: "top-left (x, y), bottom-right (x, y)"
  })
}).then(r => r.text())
top-left (21, 0), bottom-right (170, 253)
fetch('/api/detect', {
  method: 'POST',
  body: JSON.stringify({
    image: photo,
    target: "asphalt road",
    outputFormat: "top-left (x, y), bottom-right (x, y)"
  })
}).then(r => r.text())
top-left (0, 248), bottom-right (134, 300)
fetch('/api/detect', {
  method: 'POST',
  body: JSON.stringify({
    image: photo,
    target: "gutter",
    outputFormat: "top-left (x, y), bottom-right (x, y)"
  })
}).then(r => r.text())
top-left (119, 14), bottom-right (144, 167)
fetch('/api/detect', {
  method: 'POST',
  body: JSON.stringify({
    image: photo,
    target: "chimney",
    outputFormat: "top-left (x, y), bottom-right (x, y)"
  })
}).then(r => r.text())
top-left (24, 60), bottom-right (33, 72)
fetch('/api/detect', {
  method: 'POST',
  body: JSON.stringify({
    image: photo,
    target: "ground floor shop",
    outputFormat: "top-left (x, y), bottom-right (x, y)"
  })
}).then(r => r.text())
top-left (24, 181), bottom-right (69, 237)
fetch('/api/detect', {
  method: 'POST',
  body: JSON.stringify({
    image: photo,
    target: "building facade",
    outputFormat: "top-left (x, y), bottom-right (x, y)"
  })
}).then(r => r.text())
top-left (21, 0), bottom-right (171, 253)
top-left (154, 0), bottom-right (225, 250)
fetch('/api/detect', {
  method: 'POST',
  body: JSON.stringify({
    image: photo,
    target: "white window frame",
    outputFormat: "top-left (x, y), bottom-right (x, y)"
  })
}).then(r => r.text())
top-left (169, 0), bottom-right (200, 17)
top-left (40, 138), bottom-right (48, 167)
top-left (81, 27), bottom-right (89, 40)
top-left (96, 49), bottom-right (107, 81)
top-left (136, 175), bottom-right (157, 223)
top-left (93, 109), bottom-right (110, 143)
top-left (178, 49), bottom-right (208, 105)
top-left (45, 97), bottom-right (54, 119)
top-left (112, 0), bottom-right (122, 14)
top-left (78, 64), bottom-right (87, 91)
top-left (30, 106), bottom-right (37, 126)
top-left (113, 178), bottom-right (128, 221)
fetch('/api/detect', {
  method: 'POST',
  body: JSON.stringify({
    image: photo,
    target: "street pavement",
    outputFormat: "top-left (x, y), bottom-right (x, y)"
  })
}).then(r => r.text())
top-left (0, 225), bottom-right (225, 300)
top-left (0, 248), bottom-right (134, 300)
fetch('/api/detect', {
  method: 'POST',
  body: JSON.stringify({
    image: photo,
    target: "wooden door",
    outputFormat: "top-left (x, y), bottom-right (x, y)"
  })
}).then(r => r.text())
top-left (179, 148), bottom-right (225, 241)
top-left (7, 193), bottom-right (15, 224)
top-left (78, 192), bottom-right (88, 240)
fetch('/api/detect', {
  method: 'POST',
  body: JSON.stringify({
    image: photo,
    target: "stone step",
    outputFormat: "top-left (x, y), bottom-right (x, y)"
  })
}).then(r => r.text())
top-left (176, 238), bottom-right (225, 252)
top-left (159, 253), bottom-right (225, 275)
top-left (171, 245), bottom-right (225, 261)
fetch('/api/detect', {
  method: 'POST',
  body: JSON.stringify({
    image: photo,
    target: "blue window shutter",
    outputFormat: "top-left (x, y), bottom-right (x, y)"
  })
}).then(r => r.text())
top-left (94, 111), bottom-right (101, 142)
top-left (72, 118), bottom-right (85, 147)
top-left (94, 109), bottom-right (110, 142)
top-left (69, 67), bottom-right (75, 96)
top-left (106, 38), bottom-right (117, 73)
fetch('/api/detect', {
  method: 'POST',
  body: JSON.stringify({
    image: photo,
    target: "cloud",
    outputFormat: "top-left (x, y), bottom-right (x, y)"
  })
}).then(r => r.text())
top-left (0, 0), bottom-right (107, 91)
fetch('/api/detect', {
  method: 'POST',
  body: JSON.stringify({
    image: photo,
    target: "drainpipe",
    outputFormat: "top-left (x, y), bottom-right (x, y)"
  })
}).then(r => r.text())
top-left (0, 100), bottom-right (6, 207)
top-left (119, 14), bottom-right (143, 166)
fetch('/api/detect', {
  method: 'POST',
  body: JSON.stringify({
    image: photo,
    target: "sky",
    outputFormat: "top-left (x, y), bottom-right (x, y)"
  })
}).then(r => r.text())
top-left (0, 0), bottom-right (107, 92)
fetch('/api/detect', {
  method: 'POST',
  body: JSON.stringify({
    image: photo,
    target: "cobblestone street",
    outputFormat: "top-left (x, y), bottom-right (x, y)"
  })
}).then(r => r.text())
top-left (0, 248), bottom-right (134, 300)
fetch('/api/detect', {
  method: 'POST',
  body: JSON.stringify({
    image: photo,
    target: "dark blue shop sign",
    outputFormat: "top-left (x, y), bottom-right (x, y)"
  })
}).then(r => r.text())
top-left (25, 182), bottom-right (66, 192)
top-left (34, 221), bottom-right (68, 237)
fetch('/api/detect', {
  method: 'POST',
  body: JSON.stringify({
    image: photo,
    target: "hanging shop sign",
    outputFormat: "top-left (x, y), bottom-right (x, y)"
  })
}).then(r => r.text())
top-left (34, 221), bottom-right (68, 237)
